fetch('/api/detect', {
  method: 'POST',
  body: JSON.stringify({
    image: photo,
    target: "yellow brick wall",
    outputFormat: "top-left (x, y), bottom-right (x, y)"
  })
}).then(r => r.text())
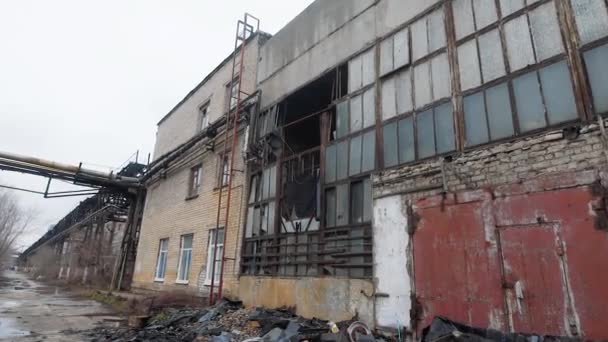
top-left (132, 132), bottom-right (248, 298)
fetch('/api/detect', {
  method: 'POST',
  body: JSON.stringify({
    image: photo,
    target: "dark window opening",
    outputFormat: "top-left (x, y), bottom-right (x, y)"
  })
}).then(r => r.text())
top-left (283, 115), bottom-right (321, 156)
top-left (281, 66), bottom-right (347, 126)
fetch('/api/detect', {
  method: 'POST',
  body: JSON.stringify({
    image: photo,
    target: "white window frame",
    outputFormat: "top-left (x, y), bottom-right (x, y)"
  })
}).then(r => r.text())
top-left (204, 228), bottom-right (224, 286)
top-left (176, 234), bottom-right (193, 284)
top-left (154, 238), bottom-right (169, 282)
top-left (200, 104), bottom-right (210, 132)
top-left (218, 154), bottom-right (231, 187)
top-left (189, 165), bottom-right (202, 197)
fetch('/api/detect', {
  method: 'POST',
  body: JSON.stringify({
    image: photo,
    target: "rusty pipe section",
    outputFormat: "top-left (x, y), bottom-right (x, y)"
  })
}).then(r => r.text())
top-left (0, 150), bottom-right (140, 185)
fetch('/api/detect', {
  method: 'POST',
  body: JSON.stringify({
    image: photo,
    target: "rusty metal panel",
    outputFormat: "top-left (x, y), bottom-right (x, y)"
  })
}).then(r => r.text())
top-left (413, 197), bottom-right (506, 333)
top-left (494, 186), bottom-right (608, 339)
top-left (499, 224), bottom-right (570, 336)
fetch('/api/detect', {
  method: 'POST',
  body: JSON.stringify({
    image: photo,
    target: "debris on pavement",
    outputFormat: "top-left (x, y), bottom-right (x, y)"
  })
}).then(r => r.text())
top-left (421, 316), bottom-right (582, 342)
top-left (83, 298), bottom-right (381, 342)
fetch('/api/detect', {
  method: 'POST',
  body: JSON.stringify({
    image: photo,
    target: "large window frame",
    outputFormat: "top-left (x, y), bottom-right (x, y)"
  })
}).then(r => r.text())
top-left (187, 164), bottom-right (202, 199)
top-left (205, 228), bottom-right (224, 285)
top-left (154, 238), bottom-right (169, 282)
top-left (176, 234), bottom-right (193, 284)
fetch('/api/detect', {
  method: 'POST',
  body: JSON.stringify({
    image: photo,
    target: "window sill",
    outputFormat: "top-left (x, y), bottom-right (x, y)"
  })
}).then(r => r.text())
top-left (154, 278), bottom-right (165, 283)
top-left (213, 185), bottom-right (230, 192)
top-left (185, 194), bottom-right (199, 201)
top-left (175, 280), bottom-right (189, 285)
top-left (203, 281), bottom-right (221, 287)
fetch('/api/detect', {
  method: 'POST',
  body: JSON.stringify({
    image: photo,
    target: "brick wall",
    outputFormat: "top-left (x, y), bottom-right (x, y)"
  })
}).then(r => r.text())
top-left (132, 132), bottom-right (248, 298)
top-left (374, 123), bottom-right (608, 200)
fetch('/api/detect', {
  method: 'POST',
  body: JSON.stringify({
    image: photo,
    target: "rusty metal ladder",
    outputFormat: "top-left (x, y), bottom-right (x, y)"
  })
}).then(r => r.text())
top-left (208, 13), bottom-right (260, 304)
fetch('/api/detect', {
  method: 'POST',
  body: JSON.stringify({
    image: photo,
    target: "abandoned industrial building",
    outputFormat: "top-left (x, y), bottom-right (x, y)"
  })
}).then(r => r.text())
top-left (11, 0), bottom-right (608, 340)
top-left (131, 24), bottom-right (269, 299)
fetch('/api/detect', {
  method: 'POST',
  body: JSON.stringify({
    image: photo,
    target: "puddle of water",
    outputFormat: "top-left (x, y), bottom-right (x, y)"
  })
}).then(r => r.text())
top-left (0, 317), bottom-right (31, 338)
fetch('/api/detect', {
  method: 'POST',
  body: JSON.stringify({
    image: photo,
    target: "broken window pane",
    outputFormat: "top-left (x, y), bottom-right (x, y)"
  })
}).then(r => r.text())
top-left (479, 29), bottom-right (506, 83)
top-left (464, 92), bottom-right (490, 146)
top-left (245, 207), bottom-right (254, 238)
top-left (350, 181), bottom-right (364, 224)
top-left (486, 83), bottom-right (515, 140)
top-left (398, 117), bottom-right (415, 163)
top-left (363, 87), bottom-right (375, 128)
top-left (262, 167), bottom-right (270, 200)
top-left (458, 39), bottom-right (481, 90)
top-left (500, 0), bottom-right (525, 17)
top-left (363, 178), bottom-right (372, 222)
top-left (336, 183), bottom-right (349, 226)
top-left (417, 110), bottom-right (436, 159)
top-left (394, 28), bottom-right (410, 69)
top-left (362, 130), bottom-right (376, 172)
top-left (269, 166), bottom-right (277, 198)
top-left (253, 207), bottom-right (261, 237)
top-left (267, 201), bottom-right (275, 235)
top-left (362, 49), bottom-right (376, 87)
top-left (530, 2), bottom-right (564, 61)
top-left (325, 145), bottom-right (336, 183)
top-left (349, 135), bottom-right (363, 176)
top-left (571, 0), bottom-right (608, 45)
top-left (337, 141), bottom-right (349, 181)
top-left (584, 43), bottom-right (608, 113)
top-left (382, 77), bottom-right (397, 120)
top-left (412, 17), bottom-right (429, 61)
top-left (428, 8), bottom-right (446, 53)
top-left (396, 69), bottom-right (413, 114)
top-left (435, 103), bottom-right (456, 153)
top-left (473, 0), bottom-right (498, 30)
top-left (414, 62), bottom-right (432, 108)
top-left (454, 0), bottom-right (475, 40)
top-left (248, 175), bottom-right (258, 204)
top-left (380, 37), bottom-right (394, 76)
top-left (383, 122), bottom-right (399, 167)
top-left (505, 15), bottom-right (536, 71)
top-left (514, 71), bottom-right (546, 132)
top-left (539, 61), bottom-right (578, 124)
top-left (350, 94), bottom-right (363, 133)
top-left (336, 101), bottom-right (349, 139)
top-left (349, 55), bottom-right (362, 93)
top-left (325, 188), bottom-right (336, 227)
top-left (260, 204), bottom-right (268, 235)
top-left (431, 53), bottom-right (451, 100)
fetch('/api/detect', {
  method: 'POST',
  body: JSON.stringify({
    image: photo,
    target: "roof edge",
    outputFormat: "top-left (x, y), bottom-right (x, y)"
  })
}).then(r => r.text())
top-left (157, 31), bottom-right (272, 126)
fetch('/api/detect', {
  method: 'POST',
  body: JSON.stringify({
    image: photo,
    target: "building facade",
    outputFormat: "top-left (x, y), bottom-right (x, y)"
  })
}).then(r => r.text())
top-left (238, 0), bottom-right (608, 339)
top-left (131, 32), bottom-right (269, 297)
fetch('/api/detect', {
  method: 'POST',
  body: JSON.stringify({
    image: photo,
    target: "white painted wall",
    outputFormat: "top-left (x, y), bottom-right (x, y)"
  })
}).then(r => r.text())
top-left (373, 195), bottom-right (411, 329)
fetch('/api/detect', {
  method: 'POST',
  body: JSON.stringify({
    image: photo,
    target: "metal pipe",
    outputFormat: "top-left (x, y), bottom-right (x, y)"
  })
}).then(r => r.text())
top-left (0, 150), bottom-right (140, 184)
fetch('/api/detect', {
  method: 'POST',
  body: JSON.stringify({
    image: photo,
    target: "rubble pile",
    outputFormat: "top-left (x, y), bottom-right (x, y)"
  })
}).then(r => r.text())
top-left (84, 299), bottom-right (379, 342)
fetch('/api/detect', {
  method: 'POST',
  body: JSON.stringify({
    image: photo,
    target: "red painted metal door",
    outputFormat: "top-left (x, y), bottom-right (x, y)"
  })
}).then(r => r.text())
top-left (499, 224), bottom-right (572, 336)
top-left (413, 194), bottom-right (507, 333)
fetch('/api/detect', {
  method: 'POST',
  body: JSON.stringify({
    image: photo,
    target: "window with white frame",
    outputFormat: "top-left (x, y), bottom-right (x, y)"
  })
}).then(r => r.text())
top-left (188, 164), bottom-right (202, 198)
top-left (205, 228), bottom-right (224, 285)
top-left (176, 234), bottom-right (193, 283)
top-left (154, 238), bottom-right (169, 281)
top-left (200, 103), bottom-right (210, 132)
top-left (218, 154), bottom-right (231, 187)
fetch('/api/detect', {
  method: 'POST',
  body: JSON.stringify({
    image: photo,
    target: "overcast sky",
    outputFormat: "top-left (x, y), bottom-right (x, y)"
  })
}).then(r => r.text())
top-left (0, 0), bottom-right (314, 251)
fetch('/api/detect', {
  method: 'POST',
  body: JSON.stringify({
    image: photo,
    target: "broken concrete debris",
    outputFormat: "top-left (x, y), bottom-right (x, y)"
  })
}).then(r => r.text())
top-left (84, 299), bottom-right (379, 342)
top-left (421, 317), bottom-right (582, 342)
